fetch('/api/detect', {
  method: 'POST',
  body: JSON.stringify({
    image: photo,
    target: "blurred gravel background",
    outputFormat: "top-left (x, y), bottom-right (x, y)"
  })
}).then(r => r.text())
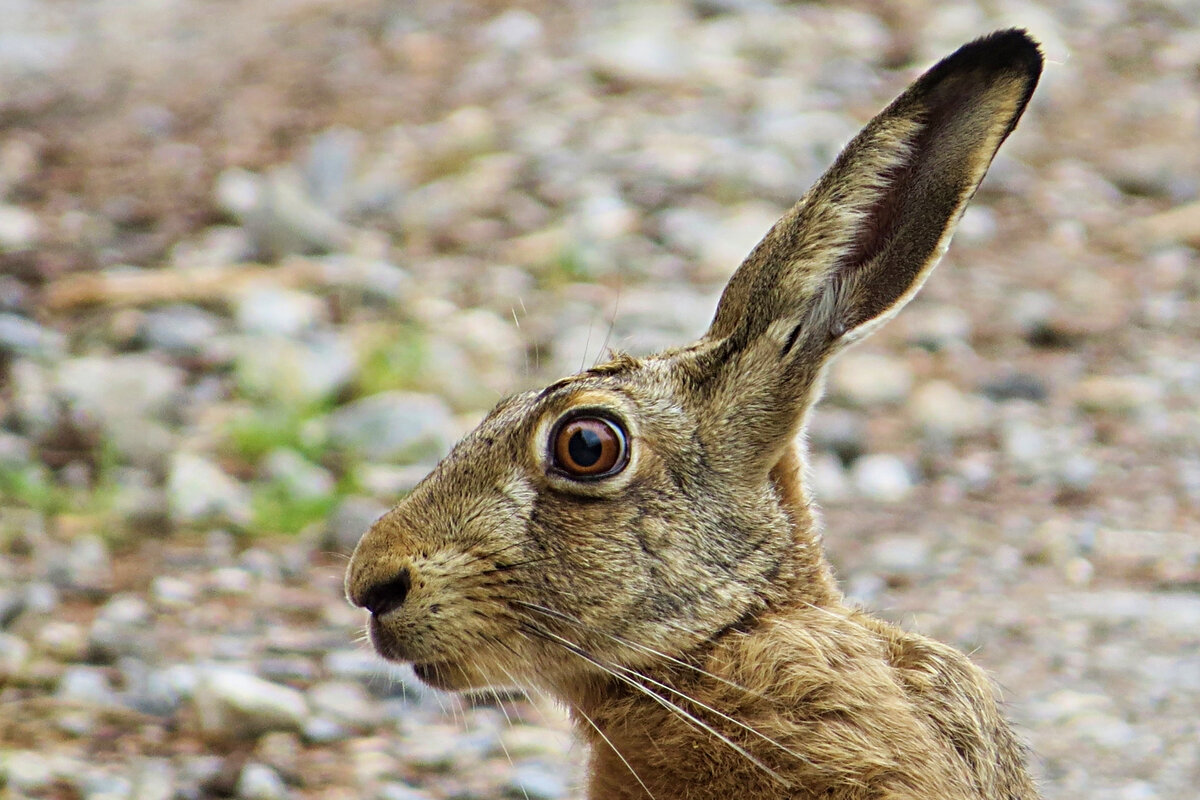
top-left (1, 1), bottom-right (1199, 799)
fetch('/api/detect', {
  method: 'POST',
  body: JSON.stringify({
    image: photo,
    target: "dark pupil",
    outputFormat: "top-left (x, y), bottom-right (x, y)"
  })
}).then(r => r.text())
top-left (568, 427), bottom-right (603, 467)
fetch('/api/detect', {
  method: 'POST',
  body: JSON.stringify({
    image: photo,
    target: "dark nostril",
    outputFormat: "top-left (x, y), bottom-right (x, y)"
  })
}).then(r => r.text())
top-left (360, 568), bottom-right (412, 617)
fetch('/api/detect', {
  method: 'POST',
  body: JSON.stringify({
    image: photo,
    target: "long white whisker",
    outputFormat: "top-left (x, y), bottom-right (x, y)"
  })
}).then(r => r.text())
top-left (576, 703), bottom-right (658, 800)
top-left (595, 283), bottom-right (622, 367)
top-left (479, 657), bottom-right (530, 800)
top-left (527, 626), bottom-right (790, 787)
top-left (511, 600), bottom-right (772, 702)
top-left (609, 660), bottom-right (815, 771)
top-left (580, 317), bottom-right (594, 372)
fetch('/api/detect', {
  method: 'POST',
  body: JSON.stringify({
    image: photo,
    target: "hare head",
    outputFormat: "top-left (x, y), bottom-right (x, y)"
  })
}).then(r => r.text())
top-left (347, 27), bottom-right (1041, 723)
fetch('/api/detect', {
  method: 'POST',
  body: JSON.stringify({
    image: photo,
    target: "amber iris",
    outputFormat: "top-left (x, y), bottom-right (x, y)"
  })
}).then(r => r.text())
top-left (551, 416), bottom-right (627, 478)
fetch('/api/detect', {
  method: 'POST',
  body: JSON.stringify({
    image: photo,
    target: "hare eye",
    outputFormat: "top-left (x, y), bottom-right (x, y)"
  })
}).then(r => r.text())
top-left (550, 415), bottom-right (628, 479)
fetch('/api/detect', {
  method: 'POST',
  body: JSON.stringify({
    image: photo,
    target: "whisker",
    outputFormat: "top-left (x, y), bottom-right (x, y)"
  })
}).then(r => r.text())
top-left (576, 703), bottom-right (657, 800)
top-left (477, 656), bottom-right (531, 800)
top-left (581, 317), bottom-right (594, 372)
top-left (512, 602), bottom-right (810, 768)
top-left (479, 556), bottom-right (556, 576)
top-left (462, 539), bottom-right (537, 568)
top-left (608, 660), bottom-right (815, 771)
top-left (523, 623), bottom-right (790, 787)
top-left (510, 600), bottom-right (772, 702)
top-left (595, 283), bottom-right (622, 367)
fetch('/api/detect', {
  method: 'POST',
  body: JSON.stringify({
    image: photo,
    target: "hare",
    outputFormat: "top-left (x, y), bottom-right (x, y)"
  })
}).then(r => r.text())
top-left (347, 29), bottom-right (1043, 800)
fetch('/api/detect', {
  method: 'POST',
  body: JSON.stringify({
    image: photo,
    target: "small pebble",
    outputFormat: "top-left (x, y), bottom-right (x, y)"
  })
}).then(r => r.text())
top-left (236, 763), bottom-right (288, 800)
top-left (192, 668), bottom-right (309, 738)
top-left (828, 352), bottom-right (914, 407)
top-left (851, 454), bottom-right (914, 503)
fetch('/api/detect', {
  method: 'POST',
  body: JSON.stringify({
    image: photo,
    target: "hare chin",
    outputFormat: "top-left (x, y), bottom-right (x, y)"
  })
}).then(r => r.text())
top-left (411, 661), bottom-right (474, 691)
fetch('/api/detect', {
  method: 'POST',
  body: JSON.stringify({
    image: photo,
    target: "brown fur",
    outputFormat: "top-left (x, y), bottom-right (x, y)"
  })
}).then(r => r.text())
top-left (346, 30), bottom-right (1043, 800)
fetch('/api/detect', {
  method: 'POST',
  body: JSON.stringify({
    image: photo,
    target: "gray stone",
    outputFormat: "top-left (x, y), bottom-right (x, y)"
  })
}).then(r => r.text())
top-left (908, 380), bottom-right (989, 441)
top-left (508, 761), bottom-right (569, 799)
top-left (871, 536), bottom-right (932, 575)
top-left (0, 312), bottom-right (64, 359)
top-left (234, 287), bottom-right (325, 337)
top-left (54, 534), bottom-right (113, 594)
top-left (238, 547), bottom-right (282, 581)
top-left (317, 255), bottom-right (411, 303)
top-left (24, 580), bottom-right (59, 613)
top-left (304, 126), bottom-right (363, 215)
top-left (178, 755), bottom-right (224, 794)
top-left (1056, 453), bottom-right (1098, 492)
top-left (56, 354), bottom-right (184, 427)
top-left (1074, 375), bottom-right (1162, 414)
top-left (302, 716), bottom-right (350, 744)
top-left (0, 632), bottom-right (30, 679)
top-left (167, 453), bottom-right (253, 528)
top-left (903, 304), bottom-right (972, 351)
top-left (481, 9), bottom-right (544, 51)
top-left (236, 763), bottom-right (288, 800)
top-left (402, 725), bottom-right (468, 770)
top-left (307, 680), bottom-right (380, 729)
top-left (807, 453), bottom-right (851, 504)
top-left (89, 594), bottom-right (151, 661)
top-left (139, 305), bottom-right (224, 356)
top-left (0, 750), bottom-right (57, 792)
top-left (585, 5), bottom-right (692, 86)
top-left (327, 391), bottom-right (454, 463)
top-left (37, 619), bottom-right (89, 660)
top-left (55, 354), bottom-right (184, 466)
top-left (233, 332), bottom-right (358, 406)
top-left (828, 352), bottom-right (913, 407)
top-left (150, 575), bottom-right (198, 608)
top-left (659, 202), bottom-right (783, 281)
top-left (10, 358), bottom-right (56, 435)
top-left (217, 165), bottom-right (353, 260)
top-left (111, 468), bottom-right (169, 528)
top-left (1001, 418), bottom-right (1049, 474)
top-left (807, 407), bottom-right (865, 464)
top-left (262, 448), bottom-right (335, 500)
top-left (851, 454), bottom-right (914, 503)
top-left (0, 204), bottom-right (39, 250)
top-left (357, 463), bottom-right (433, 498)
top-left (58, 666), bottom-right (120, 707)
top-left (323, 648), bottom-right (381, 682)
top-left (325, 496), bottom-right (388, 554)
top-left (376, 783), bottom-right (434, 800)
top-left (192, 668), bottom-right (309, 738)
top-left (170, 225), bottom-right (256, 269)
top-left (120, 661), bottom-right (187, 717)
top-left (843, 571), bottom-right (887, 606)
top-left (78, 771), bottom-right (133, 800)
top-left (210, 567), bottom-right (254, 596)
top-left (131, 758), bottom-right (175, 800)
top-left (0, 430), bottom-right (31, 467)
top-left (981, 373), bottom-right (1048, 403)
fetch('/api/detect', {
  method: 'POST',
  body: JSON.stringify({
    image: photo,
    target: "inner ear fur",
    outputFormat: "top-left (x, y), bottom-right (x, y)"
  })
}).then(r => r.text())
top-left (685, 29), bottom-right (1041, 480)
top-left (706, 29), bottom-right (1043, 357)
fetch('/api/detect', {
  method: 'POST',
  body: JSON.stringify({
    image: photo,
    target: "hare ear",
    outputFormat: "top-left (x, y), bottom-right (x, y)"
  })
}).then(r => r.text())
top-left (706, 29), bottom-right (1042, 357)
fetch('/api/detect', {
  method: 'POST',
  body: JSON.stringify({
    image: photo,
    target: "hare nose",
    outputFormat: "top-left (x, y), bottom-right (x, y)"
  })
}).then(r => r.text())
top-left (358, 568), bottom-right (411, 617)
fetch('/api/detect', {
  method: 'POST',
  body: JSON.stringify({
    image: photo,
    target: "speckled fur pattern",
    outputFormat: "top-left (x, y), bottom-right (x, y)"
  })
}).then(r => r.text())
top-left (347, 30), bottom-right (1044, 800)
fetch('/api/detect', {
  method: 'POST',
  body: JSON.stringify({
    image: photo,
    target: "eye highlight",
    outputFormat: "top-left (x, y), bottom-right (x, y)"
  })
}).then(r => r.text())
top-left (549, 414), bottom-right (629, 480)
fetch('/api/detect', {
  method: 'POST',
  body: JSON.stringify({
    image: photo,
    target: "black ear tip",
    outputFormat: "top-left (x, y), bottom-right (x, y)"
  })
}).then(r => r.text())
top-left (954, 28), bottom-right (1045, 83)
